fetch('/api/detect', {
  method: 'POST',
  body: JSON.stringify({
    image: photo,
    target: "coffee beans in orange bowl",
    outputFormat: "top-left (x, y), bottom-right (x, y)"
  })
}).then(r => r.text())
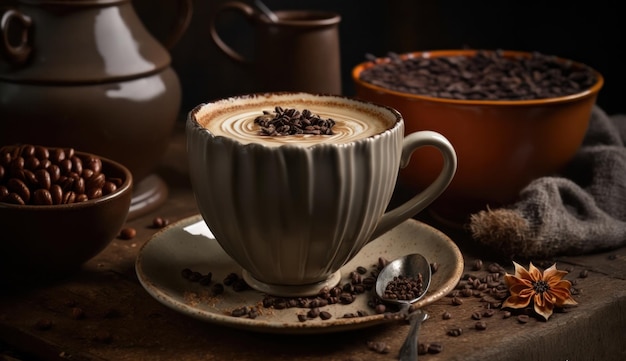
top-left (352, 49), bottom-right (603, 223)
top-left (0, 144), bottom-right (133, 285)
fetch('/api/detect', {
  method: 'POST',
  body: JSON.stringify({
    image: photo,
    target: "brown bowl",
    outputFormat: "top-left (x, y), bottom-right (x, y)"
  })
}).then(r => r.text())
top-left (352, 49), bottom-right (604, 223)
top-left (0, 148), bottom-right (133, 286)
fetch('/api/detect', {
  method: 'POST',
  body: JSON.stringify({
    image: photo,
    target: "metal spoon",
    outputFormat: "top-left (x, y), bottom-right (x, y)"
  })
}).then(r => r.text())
top-left (254, 0), bottom-right (279, 22)
top-left (376, 253), bottom-right (432, 361)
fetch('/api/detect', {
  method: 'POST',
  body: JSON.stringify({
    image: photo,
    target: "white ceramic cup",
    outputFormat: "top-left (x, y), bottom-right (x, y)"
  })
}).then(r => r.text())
top-left (187, 93), bottom-right (456, 296)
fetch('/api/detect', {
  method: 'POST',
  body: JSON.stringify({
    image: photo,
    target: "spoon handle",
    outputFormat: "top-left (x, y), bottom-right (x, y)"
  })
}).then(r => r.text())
top-left (398, 310), bottom-right (428, 361)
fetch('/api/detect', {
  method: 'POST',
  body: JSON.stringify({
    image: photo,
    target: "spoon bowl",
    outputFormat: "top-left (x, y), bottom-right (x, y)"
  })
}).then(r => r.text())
top-left (376, 253), bottom-right (432, 306)
top-left (376, 253), bottom-right (432, 361)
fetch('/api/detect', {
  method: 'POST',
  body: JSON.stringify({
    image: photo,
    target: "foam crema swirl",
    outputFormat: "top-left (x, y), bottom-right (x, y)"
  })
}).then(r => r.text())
top-left (193, 93), bottom-right (399, 147)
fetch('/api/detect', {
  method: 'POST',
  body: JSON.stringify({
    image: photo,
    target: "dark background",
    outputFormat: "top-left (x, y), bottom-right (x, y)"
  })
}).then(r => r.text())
top-left (135, 0), bottom-right (624, 117)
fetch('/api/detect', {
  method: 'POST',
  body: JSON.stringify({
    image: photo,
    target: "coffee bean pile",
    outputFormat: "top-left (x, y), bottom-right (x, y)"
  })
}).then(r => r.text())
top-left (446, 262), bottom-right (509, 310)
top-left (359, 50), bottom-right (598, 101)
top-left (382, 274), bottom-right (424, 301)
top-left (0, 144), bottom-right (123, 205)
top-left (261, 268), bottom-right (380, 322)
top-left (254, 106), bottom-right (336, 136)
top-left (180, 257), bottom-right (395, 321)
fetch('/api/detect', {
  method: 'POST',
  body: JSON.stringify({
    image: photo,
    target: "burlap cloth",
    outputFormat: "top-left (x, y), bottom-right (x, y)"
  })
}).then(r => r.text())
top-left (469, 106), bottom-right (626, 259)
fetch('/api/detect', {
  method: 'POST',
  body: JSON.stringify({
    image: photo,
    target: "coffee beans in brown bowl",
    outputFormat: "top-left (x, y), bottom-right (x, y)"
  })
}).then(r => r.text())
top-left (352, 49), bottom-right (604, 223)
top-left (0, 144), bottom-right (133, 286)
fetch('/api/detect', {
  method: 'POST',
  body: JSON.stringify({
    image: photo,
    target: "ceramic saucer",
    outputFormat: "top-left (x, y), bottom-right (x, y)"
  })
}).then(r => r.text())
top-left (135, 214), bottom-right (463, 334)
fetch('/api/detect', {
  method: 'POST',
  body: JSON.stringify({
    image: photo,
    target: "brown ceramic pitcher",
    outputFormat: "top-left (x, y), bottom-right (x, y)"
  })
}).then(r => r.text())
top-left (210, 1), bottom-right (342, 94)
top-left (0, 0), bottom-right (192, 217)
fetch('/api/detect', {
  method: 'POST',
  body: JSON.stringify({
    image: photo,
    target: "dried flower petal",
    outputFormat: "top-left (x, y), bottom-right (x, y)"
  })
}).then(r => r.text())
top-left (503, 262), bottom-right (577, 320)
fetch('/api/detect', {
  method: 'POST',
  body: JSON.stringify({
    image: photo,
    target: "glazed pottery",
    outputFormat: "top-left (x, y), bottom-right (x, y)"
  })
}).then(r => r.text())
top-left (352, 50), bottom-right (603, 223)
top-left (0, 148), bottom-right (133, 286)
top-left (0, 0), bottom-right (192, 212)
top-left (186, 92), bottom-right (457, 296)
top-left (210, 1), bottom-right (342, 94)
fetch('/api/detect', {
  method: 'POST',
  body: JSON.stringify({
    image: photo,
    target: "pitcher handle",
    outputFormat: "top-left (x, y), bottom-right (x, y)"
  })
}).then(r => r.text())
top-left (371, 131), bottom-right (457, 240)
top-left (0, 9), bottom-right (32, 65)
top-left (209, 1), bottom-right (256, 64)
top-left (163, 0), bottom-right (193, 50)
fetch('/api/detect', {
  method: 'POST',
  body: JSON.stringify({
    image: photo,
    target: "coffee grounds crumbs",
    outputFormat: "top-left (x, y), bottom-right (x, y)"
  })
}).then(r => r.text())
top-left (254, 106), bottom-right (335, 136)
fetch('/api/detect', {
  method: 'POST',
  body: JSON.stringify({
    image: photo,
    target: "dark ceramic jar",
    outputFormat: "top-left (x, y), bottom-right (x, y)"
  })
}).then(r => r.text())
top-left (0, 0), bottom-right (192, 215)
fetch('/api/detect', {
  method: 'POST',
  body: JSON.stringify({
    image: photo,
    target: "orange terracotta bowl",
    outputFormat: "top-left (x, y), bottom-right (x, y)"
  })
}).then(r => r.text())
top-left (0, 148), bottom-right (133, 286)
top-left (352, 49), bottom-right (604, 223)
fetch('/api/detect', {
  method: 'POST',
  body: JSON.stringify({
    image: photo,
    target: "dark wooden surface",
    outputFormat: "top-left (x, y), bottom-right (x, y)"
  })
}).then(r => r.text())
top-left (1, 124), bottom-right (625, 361)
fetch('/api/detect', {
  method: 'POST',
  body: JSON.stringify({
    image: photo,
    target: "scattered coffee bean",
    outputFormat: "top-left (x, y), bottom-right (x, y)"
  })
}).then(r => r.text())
top-left (487, 263), bottom-right (507, 274)
top-left (517, 314), bottom-right (530, 324)
top-left (211, 283), bottom-right (224, 296)
top-left (223, 272), bottom-right (239, 286)
top-left (247, 309), bottom-right (259, 319)
top-left (319, 311), bottom-right (332, 320)
top-left (442, 311), bottom-right (452, 320)
top-left (71, 307), bottom-right (85, 320)
top-left (472, 259), bottom-right (483, 271)
top-left (307, 307), bottom-right (320, 318)
top-left (418, 343), bottom-right (429, 355)
top-left (199, 274), bottom-right (213, 286)
top-left (430, 262), bottom-right (439, 274)
top-left (447, 327), bottom-right (463, 337)
top-left (231, 278), bottom-right (250, 292)
top-left (428, 342), bottom-right (443, 354)
top-left (356, 266), bottom-right (367, 275)
top-left (461, 288), bottom-right (473, 297)
top-left (230, 306), bottom-right (249, 317)
top-left (377, 257), bottom-right (389, 270)
top-left (367, 341), bottom-right (390, 354)
top-left (475, 321), bottom-right (488, 330)
top-left (188, 271), bottom-right (202, 282)
top-left (579, 269), bottom-right (589, 278)
top-left (502, 310), bottom-right (512, 319)
top-left (451, 297), bottom-right (463, 306)
top-left (471, 311), bottom-right (482, 320)
top-left (118, 227), bottom-right (136, 240)
top-left (151, 216), bottom-right (170, 228)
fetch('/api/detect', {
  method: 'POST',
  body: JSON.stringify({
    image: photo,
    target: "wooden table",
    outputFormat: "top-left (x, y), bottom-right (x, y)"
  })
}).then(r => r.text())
top-left (2, 124), bottom-right (625, 361)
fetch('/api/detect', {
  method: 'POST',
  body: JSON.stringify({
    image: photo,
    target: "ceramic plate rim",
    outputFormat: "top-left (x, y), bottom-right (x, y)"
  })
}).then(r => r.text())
top-left (135, 214), bottom-right (463, 334)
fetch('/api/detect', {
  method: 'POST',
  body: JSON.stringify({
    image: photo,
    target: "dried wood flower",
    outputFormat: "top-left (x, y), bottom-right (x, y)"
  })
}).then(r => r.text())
top-left (503, 262), bottom-right (577, 320)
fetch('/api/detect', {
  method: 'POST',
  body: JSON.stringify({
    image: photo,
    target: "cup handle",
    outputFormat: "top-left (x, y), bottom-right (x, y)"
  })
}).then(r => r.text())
top-left (209, 1), bottom-right (256, 64)
top-left (370, 131), bottom-right (457, 240)
top-left (0, 9), bottom-right (32, 65)
top-left (162, 0), bottom-right (193, 50)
